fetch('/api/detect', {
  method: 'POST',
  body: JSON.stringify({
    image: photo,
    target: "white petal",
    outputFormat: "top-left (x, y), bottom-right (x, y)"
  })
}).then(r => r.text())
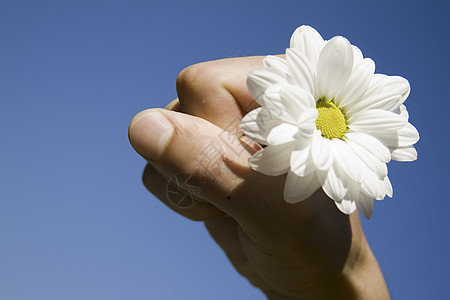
top-left (289, 25), bottom-right (324, 70)
top-left (348, 109), bottom-right (407, 132)
top-left (290, 138), bottom-right (315, 176)
top-left (394, 104), bottom-right (409, 120)
top-left (349, 75), bottom-right (410, 114)
top-left (263, 55), bottom-right (289, 74)
top-left (267, 123), bottom-right (300, 145)
top-left (346, 139), bottom-right (388, 179)
top-left (363, 73), bottom-right (388, 99)
top-left (249, 142), bottom-right (295, 176)
top-left (317, 166), bottom-right (347, 201)
top-left (352, 45), bottom-right (364, 64)
top-left (345, 132), bottom-right (391, 162)
top-left (311, 131), bottom-right (333, 171)
top-left (390, 146), bottom-right (418, 161)
top-left (346, 179), bottom-right (360, 203)
top-left (347, 94), bottom-right (401, 116)
top-left (316, 36), bottom-right (354, 99)
top-left (375, 180), bottom-right (387, 200)
top-left (286, 48), bottom-right (315, 94)
top-left (247, 68), bottom-right (287, 104)
top-left (383, 176), bottom-right (393, 198)
top-left (241, 108), bottom-right (283, 145)
top-left (370, 122), bottom-right (420, 148)
top-left (375, 178), bottom-right (387, 200)
top-left (336, 58), bottom-right (375, 108)
top-left (279, 84), bottom-right (316, 120)
top-left (329, 139), bottom-right (362, 183)
top-left (396, 122), bottom-right (420, 146)
top-left (358, 193), bottom-right (374, 219)
top-left (383, 76), bottom-right (410, 109)
top-left (335, 199), bottom-right (357, 215)
top-left (297, 108), bottom-right (318, 137)
top-left (284, 171), bottom-right (321, 203)
top-left (359, 167), bottom-right (380, 198)
top-left (262, 85), bottom-right (319, 126)
top-left (260, 85), bottom-right (296, 123)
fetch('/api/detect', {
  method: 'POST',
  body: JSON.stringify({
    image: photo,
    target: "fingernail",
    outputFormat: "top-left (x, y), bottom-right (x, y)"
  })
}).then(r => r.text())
top-left (129, 111), bottom-right (174, 161)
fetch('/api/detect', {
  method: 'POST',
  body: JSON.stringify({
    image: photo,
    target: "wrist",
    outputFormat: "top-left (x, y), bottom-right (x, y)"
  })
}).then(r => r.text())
top-left (261, 213), bottom-right (390, 300)
top-left (328, 213), bottom-right (390, 300)
top-left (339, 214), bottom-right (390, 299)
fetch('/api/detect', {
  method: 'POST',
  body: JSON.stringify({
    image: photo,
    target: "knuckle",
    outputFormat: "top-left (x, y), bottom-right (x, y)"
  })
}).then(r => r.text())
top-left (176, 62), bottom-right (220, 95)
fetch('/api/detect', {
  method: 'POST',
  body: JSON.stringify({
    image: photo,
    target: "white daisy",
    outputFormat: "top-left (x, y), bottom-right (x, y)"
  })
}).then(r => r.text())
top-left (241, 25), bottom-right (419, 219)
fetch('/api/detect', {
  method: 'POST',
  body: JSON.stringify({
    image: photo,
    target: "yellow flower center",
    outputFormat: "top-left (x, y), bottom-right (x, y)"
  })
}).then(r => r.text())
top-left (315, 98), bottom-right (347, 139)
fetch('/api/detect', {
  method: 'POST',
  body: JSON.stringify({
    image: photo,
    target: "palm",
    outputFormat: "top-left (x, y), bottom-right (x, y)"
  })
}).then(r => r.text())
top-left (204, 171), bottom-right (356, 298)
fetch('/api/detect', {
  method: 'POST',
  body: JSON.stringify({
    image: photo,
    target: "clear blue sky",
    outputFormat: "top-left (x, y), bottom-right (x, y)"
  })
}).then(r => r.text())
top-left (1, 0), bottom-right (448, 299)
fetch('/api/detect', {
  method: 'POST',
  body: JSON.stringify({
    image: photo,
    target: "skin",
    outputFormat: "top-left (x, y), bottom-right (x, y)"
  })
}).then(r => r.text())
top-left (128, 56), bottom-right (390, 299)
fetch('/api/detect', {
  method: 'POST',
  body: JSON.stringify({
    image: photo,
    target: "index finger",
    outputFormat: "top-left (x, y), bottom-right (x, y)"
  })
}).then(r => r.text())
top-left (176, 56), bottom-right (265, 132)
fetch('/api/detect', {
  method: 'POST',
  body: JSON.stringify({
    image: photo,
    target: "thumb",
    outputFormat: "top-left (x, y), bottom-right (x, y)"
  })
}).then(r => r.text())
top-left (128, 108), bottom-right (260, 217)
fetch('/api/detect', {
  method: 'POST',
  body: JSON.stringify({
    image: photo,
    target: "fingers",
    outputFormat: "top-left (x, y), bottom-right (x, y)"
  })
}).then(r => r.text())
top-left (131, 105), bottom-right (225, 221)
top-left (204, 216), bottom-right (272, 291)
top-left (165, 98), bottom-right (181, 111)
top-left (142, 163), bottom-right (224, 221)
top-left (127, 107), bottom-right (339, 242)
top-left (176, 57), bottom-right (265, 131)
top-left (128, 108), bottom-right (259, 218)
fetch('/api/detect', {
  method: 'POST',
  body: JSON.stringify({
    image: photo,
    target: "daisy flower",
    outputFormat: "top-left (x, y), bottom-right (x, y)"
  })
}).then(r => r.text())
top-left (241, 25), bottom-right (419, 219)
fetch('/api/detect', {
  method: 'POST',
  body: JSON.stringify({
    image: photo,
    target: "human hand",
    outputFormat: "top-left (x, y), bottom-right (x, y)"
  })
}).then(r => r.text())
top-left (128, 57), bottom-right (390, 299)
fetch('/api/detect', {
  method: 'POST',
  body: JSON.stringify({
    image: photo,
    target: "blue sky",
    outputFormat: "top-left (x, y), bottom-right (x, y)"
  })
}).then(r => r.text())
top-left (1, 0), bottom-right (449, 299)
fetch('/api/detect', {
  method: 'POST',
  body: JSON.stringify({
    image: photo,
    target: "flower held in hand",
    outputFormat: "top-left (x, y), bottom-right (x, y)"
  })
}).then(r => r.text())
top-left (241, 25), bottom-right (419, 219)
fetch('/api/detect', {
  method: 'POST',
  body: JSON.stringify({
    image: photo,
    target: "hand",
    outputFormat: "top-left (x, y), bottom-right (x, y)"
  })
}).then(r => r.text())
top-left (128, 57), bottom-right (390, 299)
